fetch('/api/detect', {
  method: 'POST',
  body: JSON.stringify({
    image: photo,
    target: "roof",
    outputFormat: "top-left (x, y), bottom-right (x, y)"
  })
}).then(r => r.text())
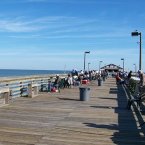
top-left (100, 64), bottom-right (123, 70)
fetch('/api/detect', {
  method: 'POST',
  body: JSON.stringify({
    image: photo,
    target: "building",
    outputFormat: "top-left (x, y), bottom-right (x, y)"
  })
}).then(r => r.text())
top-left (100, 64), bottom-right (123, 73)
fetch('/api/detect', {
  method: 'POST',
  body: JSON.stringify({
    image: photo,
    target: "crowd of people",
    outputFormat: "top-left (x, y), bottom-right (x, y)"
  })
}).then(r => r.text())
top-left (115, 70), bottom-right (144, 86)
top-left (52, 69), bottom-right (144, 92)
top-left (53, 69), bottom-right (109, 92)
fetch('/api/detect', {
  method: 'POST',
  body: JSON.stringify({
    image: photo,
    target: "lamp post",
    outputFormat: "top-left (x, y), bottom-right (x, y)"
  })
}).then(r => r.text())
top-left (88, 62), bottom-right (91, 72)
top-left (84, 51), bottom-right (90, 71)
top-left (133, 64), bottom-right (137, 73)
top-left (99, 61), bottom-right (103, 72)
top-left (131, 31), bottom-right (142, 70)
top-left (121, 58), bottom-right (124, 72)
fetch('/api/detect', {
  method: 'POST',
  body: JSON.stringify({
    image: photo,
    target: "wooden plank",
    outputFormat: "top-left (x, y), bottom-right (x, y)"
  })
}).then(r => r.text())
top-left (0, 78), bottom-right (144, 145)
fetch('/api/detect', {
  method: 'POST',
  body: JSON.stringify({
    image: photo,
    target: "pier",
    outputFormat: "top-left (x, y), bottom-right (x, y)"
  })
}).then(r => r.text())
top-left (0, 77), bottom-right (145, 144)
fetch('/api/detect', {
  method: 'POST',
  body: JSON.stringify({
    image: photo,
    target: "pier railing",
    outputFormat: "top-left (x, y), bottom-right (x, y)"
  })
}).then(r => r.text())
top-left (0, 74), bottom-right (67, 99)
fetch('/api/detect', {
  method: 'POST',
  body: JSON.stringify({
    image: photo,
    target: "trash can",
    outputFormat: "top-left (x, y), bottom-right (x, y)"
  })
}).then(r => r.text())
top-left (79, 87), bottom-right (90, 101)
top-left (98, 79), bottom-right (102, 86)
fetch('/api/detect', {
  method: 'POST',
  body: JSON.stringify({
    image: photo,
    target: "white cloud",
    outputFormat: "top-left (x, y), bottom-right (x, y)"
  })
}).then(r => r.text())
top-left (9, 32), bottom-right (129, 39)
top-left (0, 14), bottom-right (132, 38)
top-left (0, 16), bottom-right (87, 32)
top-left (0, 19), bottom-right (45, 32)
top-left (0, 47), bottom-right (137, 57)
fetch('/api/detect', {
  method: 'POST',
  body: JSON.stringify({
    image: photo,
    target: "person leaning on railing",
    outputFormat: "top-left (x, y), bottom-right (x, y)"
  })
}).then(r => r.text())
top-left (125, 70), bottom-right (132, 85)
top-left (127, 71), bottom-right (132, 80)
top-left (115, 72), bottom-right (125, 84)
top-left (138, 70), bottom-right (144, 87)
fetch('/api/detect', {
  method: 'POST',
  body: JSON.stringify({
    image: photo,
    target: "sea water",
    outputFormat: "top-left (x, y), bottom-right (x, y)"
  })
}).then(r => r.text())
top-left (0, 69), bottom-right (70, 77)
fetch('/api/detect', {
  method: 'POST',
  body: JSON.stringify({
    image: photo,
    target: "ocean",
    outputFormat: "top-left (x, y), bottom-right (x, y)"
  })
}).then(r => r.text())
top-left (0, 69), bottom-right (70, 77)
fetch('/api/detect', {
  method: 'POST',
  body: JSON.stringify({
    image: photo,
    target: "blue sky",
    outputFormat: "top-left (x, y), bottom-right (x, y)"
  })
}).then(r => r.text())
top-left (0, 0), bottom-right (145, 71)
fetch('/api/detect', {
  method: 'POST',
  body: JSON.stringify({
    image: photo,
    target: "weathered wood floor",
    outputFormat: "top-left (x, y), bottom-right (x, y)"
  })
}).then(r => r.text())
top-left (0, 78), bottom-right (145, 145)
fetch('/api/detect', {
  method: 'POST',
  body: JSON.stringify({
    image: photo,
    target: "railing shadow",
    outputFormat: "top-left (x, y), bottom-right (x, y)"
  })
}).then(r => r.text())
top-left (98, 97), bottom-right (117, 100)
top-left (124, 84), bottom-right (145, 129)
top-left (84, 84), bottom-right (145, 144)
top-left (84, 123), bottom-right (118, 130)
top-left (112, 84), bottom-right (145, 144)
top-left (109, 87), bottom-right (118, 94)
top-left (58, 97), bottom-right (79, 101)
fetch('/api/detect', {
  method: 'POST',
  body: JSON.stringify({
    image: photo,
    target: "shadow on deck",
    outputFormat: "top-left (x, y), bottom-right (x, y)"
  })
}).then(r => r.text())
top-left (84, 84), bottom-right (145, 145)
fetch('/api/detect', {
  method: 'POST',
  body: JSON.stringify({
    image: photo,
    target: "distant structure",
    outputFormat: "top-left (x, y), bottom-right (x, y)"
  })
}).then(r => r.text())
top-left (100, 64), bottom-right (123, 73)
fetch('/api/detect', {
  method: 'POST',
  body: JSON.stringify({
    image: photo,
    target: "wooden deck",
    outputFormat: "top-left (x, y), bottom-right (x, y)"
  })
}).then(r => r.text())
top-left (0, 78), bottom-right (145, 145)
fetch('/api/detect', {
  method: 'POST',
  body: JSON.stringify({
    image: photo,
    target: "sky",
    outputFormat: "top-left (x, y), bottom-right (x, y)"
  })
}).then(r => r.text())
top-left (0, 0), bottom-right (145, 71)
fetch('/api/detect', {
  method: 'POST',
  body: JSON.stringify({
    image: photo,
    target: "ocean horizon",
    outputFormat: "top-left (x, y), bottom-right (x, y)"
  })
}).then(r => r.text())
top-left (0, 69), bottom-right (71, 78)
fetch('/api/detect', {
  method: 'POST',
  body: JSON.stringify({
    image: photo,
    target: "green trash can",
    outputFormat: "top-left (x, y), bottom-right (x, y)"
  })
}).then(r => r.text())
top-left (79, 87), bottom-right (90, 101)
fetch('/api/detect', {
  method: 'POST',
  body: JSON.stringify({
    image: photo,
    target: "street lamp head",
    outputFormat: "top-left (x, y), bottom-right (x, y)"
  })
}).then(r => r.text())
top-left (85, 51), bottom-right (90, 54)
top-left (131, 31), bottom-right (141, 36)
top-left (121, 58), bottom-right (124, 60)
top-left (131, 31), bottom-right (139, 36)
